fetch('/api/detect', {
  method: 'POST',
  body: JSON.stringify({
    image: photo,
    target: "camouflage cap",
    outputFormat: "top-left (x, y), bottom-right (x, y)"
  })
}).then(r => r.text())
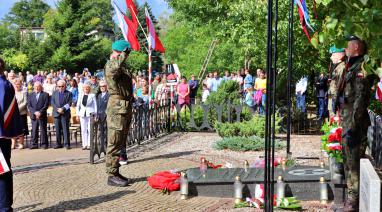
top-left (112, 40), bottom-right (131, 52)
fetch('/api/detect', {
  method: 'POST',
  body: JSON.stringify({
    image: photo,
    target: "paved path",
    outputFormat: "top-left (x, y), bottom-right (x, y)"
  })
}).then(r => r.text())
top-left (11, 132), bottom-right (332, 211)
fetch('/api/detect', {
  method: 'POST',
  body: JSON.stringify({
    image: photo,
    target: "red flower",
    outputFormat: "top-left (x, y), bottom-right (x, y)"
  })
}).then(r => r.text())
top-left (328, 145), bottom-right (342, 151)
top-left (328, 128), bottom-right (343, 143)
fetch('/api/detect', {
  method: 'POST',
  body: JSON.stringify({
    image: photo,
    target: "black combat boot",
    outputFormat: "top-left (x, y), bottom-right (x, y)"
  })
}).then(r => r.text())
top-left (107, 174), bottom-right (130, 187)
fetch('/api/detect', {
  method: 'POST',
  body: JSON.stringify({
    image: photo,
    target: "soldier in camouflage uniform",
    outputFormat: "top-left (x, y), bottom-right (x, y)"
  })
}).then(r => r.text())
top-left (337, 36), bottom-right (371, 211)
top-left (328, 46), bottom-right (346, 117)
top-left (105, 40), bottom-right (133, 187)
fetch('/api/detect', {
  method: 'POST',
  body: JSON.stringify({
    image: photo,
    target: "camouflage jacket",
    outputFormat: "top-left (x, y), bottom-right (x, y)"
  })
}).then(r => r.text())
top-left (340, 56), bottom-right (371, 130)
top-left (328, 61), bottom-right (345, 97)
top-left (104, 52), bottom-right (133, 101)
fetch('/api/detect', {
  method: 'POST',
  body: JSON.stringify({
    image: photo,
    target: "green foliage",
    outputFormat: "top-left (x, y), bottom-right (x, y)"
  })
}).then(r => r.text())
top-left (41, 0), bottom-right (114, 72)
top-left (179, 105), bottom-right (205, 129)
top-left (164, 0), bottom-right (329, 106)
top-left (215, 115), bottom-right (282, 138)
top-left (125, 51), bottom-right (148, 73)
top-left (213, 136), bottom-right (285, 152)
top-left (5, 0), bottom-right (50, 27)
top-left (1, 49), bottom-right (29, 71)
top-left (369, 99), bottom-right (382, 116)
top-left (317, 0), bottom-right (382, 75)
top-left (206, 80), bottom-right (241, 105)
top-left (0, 22), bottom-right (19, 54)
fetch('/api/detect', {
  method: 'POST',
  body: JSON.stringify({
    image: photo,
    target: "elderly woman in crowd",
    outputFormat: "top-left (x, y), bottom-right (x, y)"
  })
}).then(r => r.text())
top-left (76, 82), bottom-right (97, 150)
top-left (11, 79), bottom-right (28, 149)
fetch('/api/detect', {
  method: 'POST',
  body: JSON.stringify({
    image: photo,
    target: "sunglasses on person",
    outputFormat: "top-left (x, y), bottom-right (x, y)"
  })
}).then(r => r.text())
top-left (57, 86), bottom-right (64, 88)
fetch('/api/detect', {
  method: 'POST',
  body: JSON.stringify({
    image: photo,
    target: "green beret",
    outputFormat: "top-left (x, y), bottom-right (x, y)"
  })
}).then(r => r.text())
top-left (329, 46), bottom-right (345, 54)
top-left (112, 40), bottom-right (131, 52)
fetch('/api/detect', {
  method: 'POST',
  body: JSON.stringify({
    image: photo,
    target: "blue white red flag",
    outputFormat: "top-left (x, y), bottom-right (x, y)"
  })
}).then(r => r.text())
top-left (0, 148), bottom-right (10, 175)
top-left (295, 0), bottom-right (314, 32)
top-left (0, 75), bottom-right (23, 139)
top-left (112, 0), bottom-right (140, 51)
top-left (0, 75), bottom-right (22, 175)
top-left (145, 7), bottom-right (165, 53)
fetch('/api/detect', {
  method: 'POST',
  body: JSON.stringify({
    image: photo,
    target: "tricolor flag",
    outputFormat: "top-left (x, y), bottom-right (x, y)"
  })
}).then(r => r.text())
top-left (145, 7), bottom-right (165, 53)
top-left (295, 0), bottom-right (314, 41)
top-left (0, 76), bottom-right (23, 175)
top-left (0, 148), bottom-right (10, 175)
top-left (0, 76), bottom-right (23, 139)
top-left (112, 0), bottom-right (140, 51)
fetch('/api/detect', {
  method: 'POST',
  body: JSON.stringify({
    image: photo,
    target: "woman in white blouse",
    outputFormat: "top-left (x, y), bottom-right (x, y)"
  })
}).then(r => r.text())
top-left (43, 74), bottom-right (56, 98)
top-left (76, 83), bottom-right (97, 150)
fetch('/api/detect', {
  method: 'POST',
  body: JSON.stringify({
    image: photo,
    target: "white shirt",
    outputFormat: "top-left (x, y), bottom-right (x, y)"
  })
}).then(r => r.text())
top-left (202, 89), bottom-right (210, 103)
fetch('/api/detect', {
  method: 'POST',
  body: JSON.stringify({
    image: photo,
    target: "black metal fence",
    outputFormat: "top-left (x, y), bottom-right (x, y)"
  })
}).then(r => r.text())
top-left (367, 110), bottom-right (382, 169)
top-left (173, 103), bottom-right (253, 131)
top-left (89, 100), bottom-right (171, 164)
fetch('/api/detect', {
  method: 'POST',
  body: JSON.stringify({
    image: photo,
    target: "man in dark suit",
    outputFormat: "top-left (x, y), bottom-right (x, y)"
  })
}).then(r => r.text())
top-left (97, 80), bottom-right (109, 149)
top-left (51, 80), bottom-right (72, 149)
top-left (27, 81), bottom-right (49, 149)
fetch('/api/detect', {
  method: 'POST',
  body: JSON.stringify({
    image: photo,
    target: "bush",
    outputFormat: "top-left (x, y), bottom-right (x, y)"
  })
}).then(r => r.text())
top-left (215, 115), bottom-right (282, 138)
top-left (213, 136), bottom-right (285, 152)
top-left (206, 80), bottom-right (241, 105)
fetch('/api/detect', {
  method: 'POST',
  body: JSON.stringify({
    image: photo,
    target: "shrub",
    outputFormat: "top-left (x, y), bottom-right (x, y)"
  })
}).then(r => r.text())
top-left (213, 136), bottom-right (285, 152)
top-left (215, 115), bottom-right (282, 138)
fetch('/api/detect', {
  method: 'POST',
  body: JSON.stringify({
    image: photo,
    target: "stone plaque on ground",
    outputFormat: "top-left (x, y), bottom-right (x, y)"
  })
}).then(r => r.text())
top-left (185, 166), bottom-right (333, 200)
top-left (359, 159), bottom-right (381, 212)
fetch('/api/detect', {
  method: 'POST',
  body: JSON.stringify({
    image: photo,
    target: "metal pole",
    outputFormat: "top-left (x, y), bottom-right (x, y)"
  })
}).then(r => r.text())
top-left (287, 0), bottom-right (294, 155)
top-left (148, 45), bottom-right (153, 104)
top-left (271, 0), bottom-right (279, 208)
top-left (265, 0), bottom-right (273, 210)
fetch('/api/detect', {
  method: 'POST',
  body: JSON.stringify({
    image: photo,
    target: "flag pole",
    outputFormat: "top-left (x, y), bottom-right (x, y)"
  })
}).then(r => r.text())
top-left (129, 5), bottom-right (149, 42)
top-left (148, 39), bottom-right (153, 105)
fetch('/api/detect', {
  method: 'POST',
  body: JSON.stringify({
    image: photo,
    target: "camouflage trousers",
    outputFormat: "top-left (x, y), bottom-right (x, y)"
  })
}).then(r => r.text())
top-left (342, 127), bottom-right (367, 202)
top-left (105, 96), bottom-right (132, 176)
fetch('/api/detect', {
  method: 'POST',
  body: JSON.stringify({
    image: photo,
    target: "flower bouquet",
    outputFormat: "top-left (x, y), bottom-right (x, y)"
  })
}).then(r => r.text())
top-left (321, 116), bottom-right (343, 164)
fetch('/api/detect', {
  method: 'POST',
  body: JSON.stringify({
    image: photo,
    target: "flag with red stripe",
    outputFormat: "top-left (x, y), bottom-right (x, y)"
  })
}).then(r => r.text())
top-left (0, 75), bottom-right (23, 139)
top-left (0, 148), bottom-right (10, 175)
top-left (145, 7), bottom-right (165, 53)
top-left (126, 0), bottom-right (138, 28)
top-left (112, 0), bottom-right (140, 51)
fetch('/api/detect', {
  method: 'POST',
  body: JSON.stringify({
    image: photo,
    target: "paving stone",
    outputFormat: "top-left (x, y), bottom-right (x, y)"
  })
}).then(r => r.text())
top-left (12, 132), bottom-right (331, 211)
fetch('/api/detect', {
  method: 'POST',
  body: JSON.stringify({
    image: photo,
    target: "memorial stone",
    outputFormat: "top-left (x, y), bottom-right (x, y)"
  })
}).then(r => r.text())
top-left (359, 159), bottom-right (381, 212)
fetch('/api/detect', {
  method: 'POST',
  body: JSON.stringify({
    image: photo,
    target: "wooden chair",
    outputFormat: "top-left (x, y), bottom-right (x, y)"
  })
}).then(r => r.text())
top-left (69, 115), bottom-right (81, 147)
top-left (47, 115), bottom-right (56, 147)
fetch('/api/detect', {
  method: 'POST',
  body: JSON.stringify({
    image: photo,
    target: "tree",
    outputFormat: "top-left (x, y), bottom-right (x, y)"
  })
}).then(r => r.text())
top-left (164, 0), bottom-right (330, 104)
top-left (0, 21), bottom-right (19, 54)
top-left (42, 0), bottom-right (114, 72)
top-left (1, 49), bottom-right (29, 71)
top-left (317, 0), bottom-right (382, 74)
top-left (5, 0), bottom-right (50, 27)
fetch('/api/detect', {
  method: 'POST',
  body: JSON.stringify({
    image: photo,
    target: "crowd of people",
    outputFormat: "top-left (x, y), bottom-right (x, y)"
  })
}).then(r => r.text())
top-left (200, 68), bottom-right (267, 114)
top-left (0, 65), bottom-right (273, 153)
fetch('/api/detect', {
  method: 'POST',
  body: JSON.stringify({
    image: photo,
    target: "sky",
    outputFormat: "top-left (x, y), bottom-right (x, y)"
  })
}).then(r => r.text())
top-left (0, 0), bottom-right (171, 20)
